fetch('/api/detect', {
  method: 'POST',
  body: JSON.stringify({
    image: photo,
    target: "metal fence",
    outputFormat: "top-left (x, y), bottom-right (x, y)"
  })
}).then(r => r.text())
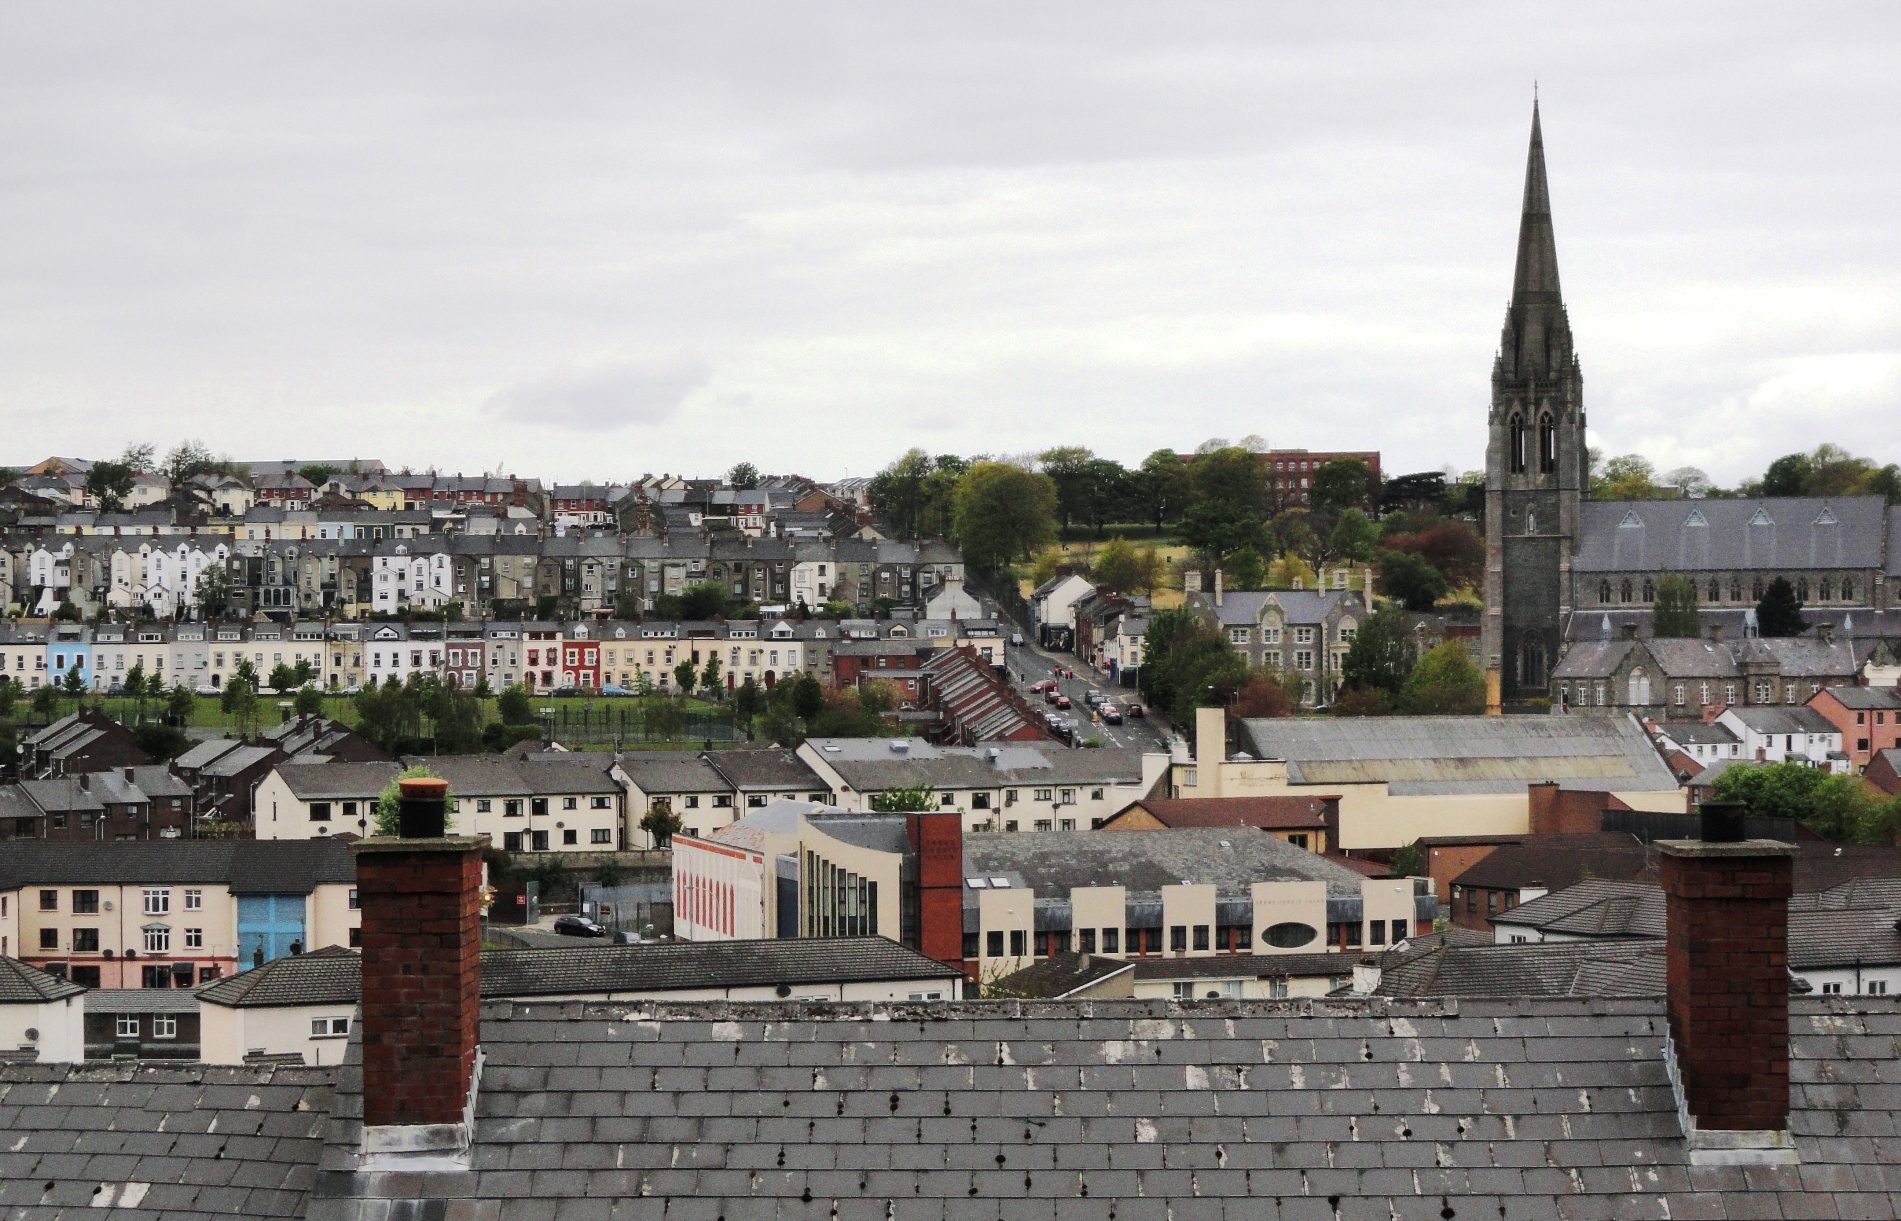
top-left (543, 703), bottom-right (743, 747)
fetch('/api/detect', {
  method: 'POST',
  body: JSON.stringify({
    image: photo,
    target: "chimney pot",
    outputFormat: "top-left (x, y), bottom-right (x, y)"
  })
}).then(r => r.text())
top-left (397, 776), bottom-right (451, 837)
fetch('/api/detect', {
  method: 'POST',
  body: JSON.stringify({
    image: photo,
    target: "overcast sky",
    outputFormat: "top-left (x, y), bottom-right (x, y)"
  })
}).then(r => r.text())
top-left (2, 4), bottom-right (1897, 486)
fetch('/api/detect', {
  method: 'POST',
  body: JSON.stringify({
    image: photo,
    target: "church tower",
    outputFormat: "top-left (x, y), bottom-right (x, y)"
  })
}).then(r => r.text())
top-left (1482, 101), bottom-right (1586, 712)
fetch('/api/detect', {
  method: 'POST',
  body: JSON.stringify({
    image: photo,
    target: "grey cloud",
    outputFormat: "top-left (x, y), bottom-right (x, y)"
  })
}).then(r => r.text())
top-left (485, 357), bottom-right (711, 430)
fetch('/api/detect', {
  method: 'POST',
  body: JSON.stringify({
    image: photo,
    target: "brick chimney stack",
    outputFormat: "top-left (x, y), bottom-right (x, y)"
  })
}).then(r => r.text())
top-left (1660, 807), bottom-right (1795, 1138)
top-left (351, 777), bottom-right (485, 1132)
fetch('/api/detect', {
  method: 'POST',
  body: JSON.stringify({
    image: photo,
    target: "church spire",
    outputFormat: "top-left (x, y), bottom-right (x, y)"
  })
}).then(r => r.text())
top-left (1510, 99), bottom-right (1562, 305)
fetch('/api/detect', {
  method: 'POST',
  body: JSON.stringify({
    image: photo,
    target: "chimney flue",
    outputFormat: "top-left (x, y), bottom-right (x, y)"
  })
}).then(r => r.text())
top-left (1659, 835), bottom-right (1796, 1143)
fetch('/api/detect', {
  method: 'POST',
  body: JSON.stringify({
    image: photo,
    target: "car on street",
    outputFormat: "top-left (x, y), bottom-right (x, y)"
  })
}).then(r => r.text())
top-left (552, 915), bottom-right (608, 938)
top-left (601, 685), bottom-right (631, 696)
top-left (1052, 694), bottom-right (1072, 709)
top-left (1123, 700), bottom-right (1145, 717)
top-left (1010, 633), bottom-right (1024, 646)
top-left (1030, 679), bottom-right (1057, 693)
top-left (1100, 705), bottom-right (1124, 724)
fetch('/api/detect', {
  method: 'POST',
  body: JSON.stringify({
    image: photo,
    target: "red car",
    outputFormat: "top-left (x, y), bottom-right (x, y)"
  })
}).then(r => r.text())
top-left (1123, 700), bottom-right (1145, 718)
top-left (1053, 695), bottom-right (1072, 709)
top-left (1030, 679), bottom-right (1057, 693)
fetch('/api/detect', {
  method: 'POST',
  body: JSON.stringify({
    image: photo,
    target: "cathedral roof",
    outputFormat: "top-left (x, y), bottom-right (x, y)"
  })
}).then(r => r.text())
top-left (1574, 496), bottom-right (1887, 573)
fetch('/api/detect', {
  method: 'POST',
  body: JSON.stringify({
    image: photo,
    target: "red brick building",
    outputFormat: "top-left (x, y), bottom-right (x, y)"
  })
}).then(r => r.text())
top-left (1806, 686), bottom-right (1901, 772)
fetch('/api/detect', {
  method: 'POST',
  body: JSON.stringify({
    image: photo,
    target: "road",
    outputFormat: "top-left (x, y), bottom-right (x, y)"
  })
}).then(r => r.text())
top-left (1001, 640), bottom-right (1177, 754)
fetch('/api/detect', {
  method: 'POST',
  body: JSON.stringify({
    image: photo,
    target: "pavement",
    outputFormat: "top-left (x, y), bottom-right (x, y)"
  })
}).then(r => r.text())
top-left (1001, 641), bottom-right (1177, 754)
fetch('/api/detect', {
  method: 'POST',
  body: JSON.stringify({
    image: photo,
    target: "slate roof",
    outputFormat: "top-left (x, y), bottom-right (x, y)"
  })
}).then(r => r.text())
top-left (270, 760), bottom-right (402, 800)
top-left (0, 956), bottom-right (85, 1004)
top-left (1131, 952), bottom-right (1366, 982)
top-left (806, 739), bottom-right (1149, 792)
top-left (988, 951), bottom-right (1135, 998)
top-left (1574, 495), bottom-right (1886, 572)
top-left (1450, 833), bottom-right (1651, 892)
top-left (617, 751), bottom-right (730, 794)
top-left (705, 748), bottom-right (827, 793)
top-left (1789, 909), bottom-right (1901, 971)
top-left (1723, 705), bottom-right (1839, 736)
top-left (83, 988), bottom-right (202, 1014)
top-left (1238, 714), bottom-right (1681, 794)
top-left (963, 826), bottom-right (1370, 900)
top-left (1491, 878), bottom-right (1666, 938)
top-left (1107, 796), bottom-right (1332, 831)
top-left (1377, 938), bottom-right (1666, 998)
top-left (0, 1060), bottom-right (334, 1218)
top-left (306, 994), bottom-right (1901, 1220)
top-left (1815, 686), bottom-right (1901, 710)
top-left (0, 840), bottom-right (354, 895)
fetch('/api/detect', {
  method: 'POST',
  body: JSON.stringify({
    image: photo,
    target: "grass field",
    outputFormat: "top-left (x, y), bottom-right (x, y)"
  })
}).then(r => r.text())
top-left (1018, 539), bottom-right (1195, 611)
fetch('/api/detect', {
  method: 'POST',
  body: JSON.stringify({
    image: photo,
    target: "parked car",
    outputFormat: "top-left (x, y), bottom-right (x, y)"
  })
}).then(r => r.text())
top-left (601, 685), bottom-right (631, 696)
top-left (1123, 700), bottom-right (1145, 718)
top-left (552, 915), bottom-right (607, 938)
top-left (1010, 633), bottom-right (1024, 646)
top-left (195, 684), bottom-right (221, 696)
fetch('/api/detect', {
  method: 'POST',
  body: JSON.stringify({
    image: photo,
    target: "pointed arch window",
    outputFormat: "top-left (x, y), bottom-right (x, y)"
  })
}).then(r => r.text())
top-left (1641, 578), bottom-right (1655, 603)
top-left (1752, 577), bottom-right (1765, 601)
top-left (1818, 579), bottom-right (1832, 601)
top-left (1797, 577), bottom-right (1810, 601)
top-left (1707, 579), bottom-right (1720, 602)
top-left (1508, 414), bottom-right (1527, 475)
top-left (1620, 579), bottom-right (1633, 604)
top-left (1599, 580), bottom-right (1612, 604)
top-left (1537, 414), bottom-right (1557, 474)
top-left (1842, 578), bottom-right (1855, 601)
top-left (1628, 668), bottom-right (1651, 707)
top-left (1731, 579), bottom-right (1743, 602)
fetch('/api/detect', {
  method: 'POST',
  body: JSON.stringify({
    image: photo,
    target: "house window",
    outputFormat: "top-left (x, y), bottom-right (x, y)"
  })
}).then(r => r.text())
top-left (1170, 926), bottom-right (1187, 952)
top-left (312, 1017), bottom-right (352, 1037)
top-left (184, 928), bottom-right (204, 949)
top-left (505, 800), bottom-right (521, 817)
top-left (152, 1015), bottom-right (177, 1039)
top-left (1674, 683), bottom-right (1685, 706)
top-left (72, 928), bottom-right (99, 952)
top-left (1009, 930), bottom-right (1026, 957)
top-left (39, 890), bottom-right (57, 912)
top-left (1192, 925), bottom-right (1209, 951)
top-left (477, 799), bottom-right (492, 813)
top-left (591, 796), bottom-right (611, 809)
top-left (39, 928), bottom-right (58, 950)
top-left (116, 1016), bottom-right (140, 1039)
top-left (73, 890), bottom-right (99, 914)
top-left (591, 828), bottom-right (611, 844)
top-left (986, 931), bottom-right (1004, 957)
top-left (309, 802), bottom-right (331, 822)
top-left (143, 889), bottom-right (170, 915)
top-left (144, 926), bottom-right (171, 954)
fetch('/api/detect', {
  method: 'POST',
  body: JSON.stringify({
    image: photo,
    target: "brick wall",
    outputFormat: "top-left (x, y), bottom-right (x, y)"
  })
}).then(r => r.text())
top-left (352, 837), bottom-right (484, 1128)
top-left (1661, 840), bottom-right (1794, 1132)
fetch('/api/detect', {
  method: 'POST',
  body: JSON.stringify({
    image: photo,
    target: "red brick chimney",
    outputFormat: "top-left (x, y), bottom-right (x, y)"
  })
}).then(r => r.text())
top-left (1660, 808), bottom-right (1795, 1138)
top-left (350, 777), bottom-right (485, 1132)
top-left (906, 810), bottom-right (964, 971)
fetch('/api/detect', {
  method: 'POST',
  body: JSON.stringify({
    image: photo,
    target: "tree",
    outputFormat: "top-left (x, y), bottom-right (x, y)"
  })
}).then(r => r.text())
top-left (1340, 605), bottom-right (1417, 698)
top-left (727, 462), bottom-right (761, 490)
top-left (267, 662), bottom-right (299, 693)
top-left (1230, 671), bottom-right (1302, 719)
top-left (1178, 501), bottom-right (1262, 566)
top-left (162, 440), bottom-right (223, 487)
top-left (1037, 446), bottom-right (1096, 529)
top-left (84, 444), bottom-right (153, 512)
top-left (1134, 449), bottom-right (1192, 530)
top-left (1093, 537), bottom-right (1143, 593)
top-left (1266, 553), bottom-right (1315, 590)
top-left (868, 783), bottom-right (936, 812)
top-left (1652, 574), bottom-right (1700, 638)
top-left (1190, 447), bottom-right (1264, 514)
top-left (31, 682), bottom-right (59, 720)
top-left (167, 683), bottom-right (195, 725)
top-left (294, 685), bottom-right (325, 717)
top-left (700, 655), bottom-right (722, 696)
top-left (1310, 459), bottom-right (1372, 514)
top-left (1398, 641), bottom-right (1486, 714)
top-left (220, 676), bottom-right (259, 735)
top-left (1137, 608), bottom-right (1247, 729)
top-left (673, 660), bottom-right (698, 697)
top-left (1328, 508), bottom-right (1380, 563)
top-left (1756, 576), bottom-right (1806, 638)
top-left (867, 448), bottom-right (935, 538)
top-left (61, 662), bottom-right (86, 700)
top-left (1220, 547), bottom-right (1265, 592)
top-left (374, 765), bottom-right (451, 836)
top-left (732, 677), bottom-right (764, 739)
top-left (472, 673), bottom-right (492, 699)
top-left (1760, 452), bottom-right (1814, 497)
top-left (1593, 454), bottom-right (1659, 500)
top-left (122, 661), bottom-right (146, 710)
top-left (1379, 521), bottom-right (1484, 589)
top-left (1712, 761), bottom-right (1901, 844)
top-left (639, 801), bottom-right (684, 848)
top-left (1661, 466), bottom-right (1714, 498)
top-left (951, 463), bottom-right (1058, 571)
top-left (1375, 549), bottom-right (1447, 611)
top-left (1389, 844), bottom-right (1426, 878)
top-left (194, 564), bottom-right (230, 619)
top-left (353, 680), bottom-right (420, 753)
top-left (298, 464), bottom-right (340, 488)
top-left (497, 683), bottom-right (534, 725)
top-left (1075, 458), bottom-right (1134, 536)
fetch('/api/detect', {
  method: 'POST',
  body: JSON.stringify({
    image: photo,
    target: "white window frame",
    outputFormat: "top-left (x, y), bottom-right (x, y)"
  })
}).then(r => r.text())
top-left (183, 888), bottom-right (203, 911)
top-left (116, 1016), bottom-right (140, 1039)
top-left (143, 889), bottom-right (170, 915)
top-left (152, 1015), bottom-right (178, 1039)
top-left (143, 926), bottom-right (170, 954)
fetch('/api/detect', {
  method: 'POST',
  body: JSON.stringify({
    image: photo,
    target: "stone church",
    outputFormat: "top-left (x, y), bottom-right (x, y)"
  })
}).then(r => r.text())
top-left (1481, 104), bottom-right (1901, 712)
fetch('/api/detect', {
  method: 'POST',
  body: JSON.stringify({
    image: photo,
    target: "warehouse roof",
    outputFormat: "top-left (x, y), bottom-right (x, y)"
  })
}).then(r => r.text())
top-left (0, 839), bottom-right (355, 895)
top-left (962, 826), bottom-right (1369, 900)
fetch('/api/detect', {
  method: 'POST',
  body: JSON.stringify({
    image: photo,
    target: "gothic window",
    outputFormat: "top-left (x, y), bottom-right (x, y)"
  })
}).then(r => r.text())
top-left (1818, 579), bottom-right (1831, 601)
top-left (1752, 578), bottom-right (1765, 600)
top-left (1538, 414), bottom-right (1556, 473)
top-left (1628, 669), bottom-right (1650, 706)
top-left (1508, 414), bottom-right (1527, 474)
top-left (1620, 579), bottom-right (1633, 604)
top-left (1641, 579), bottom-right (1655, 603)
top-left (1707, 579), bottom-right (1720, 602)
top-left (1730, 579), bottom-right (1742, 602)
top-left (1522, 638), bottom-right (1546, 688)
top-left (1599, 580), bottom-right (1612, 604)
top-left (1843, 578), bottom-right (1854, 601)
top-left (1797, 577), bottom-right (1810, 601)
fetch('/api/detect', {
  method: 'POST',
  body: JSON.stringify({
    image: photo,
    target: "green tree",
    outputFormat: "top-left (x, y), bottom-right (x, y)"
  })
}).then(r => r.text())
top-left (639, 801), bottom-right (684, 847)
top-left (726, 462), bottom-right (761, 490)
top-left (1179, 501), bottom-right (1261, 566)
top-left (32, 682), bottom-right (59, 720)
top-left (1759, 452), bottom-right (1813, 497)
top-left (298, 463), bottom-right (340, 488)
top-left (1328, 508), bottom-right (1381, 563)
top-left (1652, 574), bottom-right (1700, 638)
top-left (220, 676), bottom-right (259, 734)
top-left (673, 660), bottom-right (698, 697)
top-left (1266, 553), bottom-right (1316, 589)
top-left (1190, 447), bottom-right (1264, 514)
top-left (700, 655), bottom-right (723, 697)
top-left (1398, 641), bottom-right (1486, 714)
top-left (1137, 608), bottom-right (1247, 729)
top-left (952, 462), bottom-right (1058, 571)
top-left (1135, 449), bottom-right (1192, 530)
top-left (868, 783), bottom-right (937, 812)
top-left (1376, 549), bottom-right (1447, 611)
top-left (61, 662), bottom-right (86, 700)
top-left (353, 680), bottom-right (420, 753)
top-left (267, 662), bottom-right (299, 693)
top-left (162, 440), bottom-right (223, 487)
top-left (1220, 546), bottom-right (1265, 592)
top-left (1340, 605), bottom-right (1417, 699)
top-left (1389, 844), bottom-right (1426, 878)
top-left (867, 448), bottom-right (935, 538)
top-left (1592, 454), bottom-right (1659, 500)
top-left (294, 685), bottom-right (326, 717)
top-left (732, 677), bottom-right (764, 739)
top-left (1756, 576), bottom-right (1806, 638)
top-left (1712, 761), bottom-right (1901, 844)
top-left (84, 443), bottom-right (153, 512)
top-left (373, 765), bottom-right (452, 836)
top-left (497, 682), bottom-right (535, 725)
top-left (194, 564), bottom-right (231, 618)
top-left (167, 683), bottom-right (195, 725)
top-left (1037, 446), bottom-right (1097, 530)
top-left (233, 658), bottom-right (258, 690)
top-left (1310, 459), bottom-right (1372, 514)
top-left (472, 673), bottom-right (492, 699)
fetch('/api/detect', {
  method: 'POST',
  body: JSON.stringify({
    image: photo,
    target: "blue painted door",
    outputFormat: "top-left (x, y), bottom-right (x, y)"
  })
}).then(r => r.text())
top-left (237, 895), bottom-right (307, 967)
